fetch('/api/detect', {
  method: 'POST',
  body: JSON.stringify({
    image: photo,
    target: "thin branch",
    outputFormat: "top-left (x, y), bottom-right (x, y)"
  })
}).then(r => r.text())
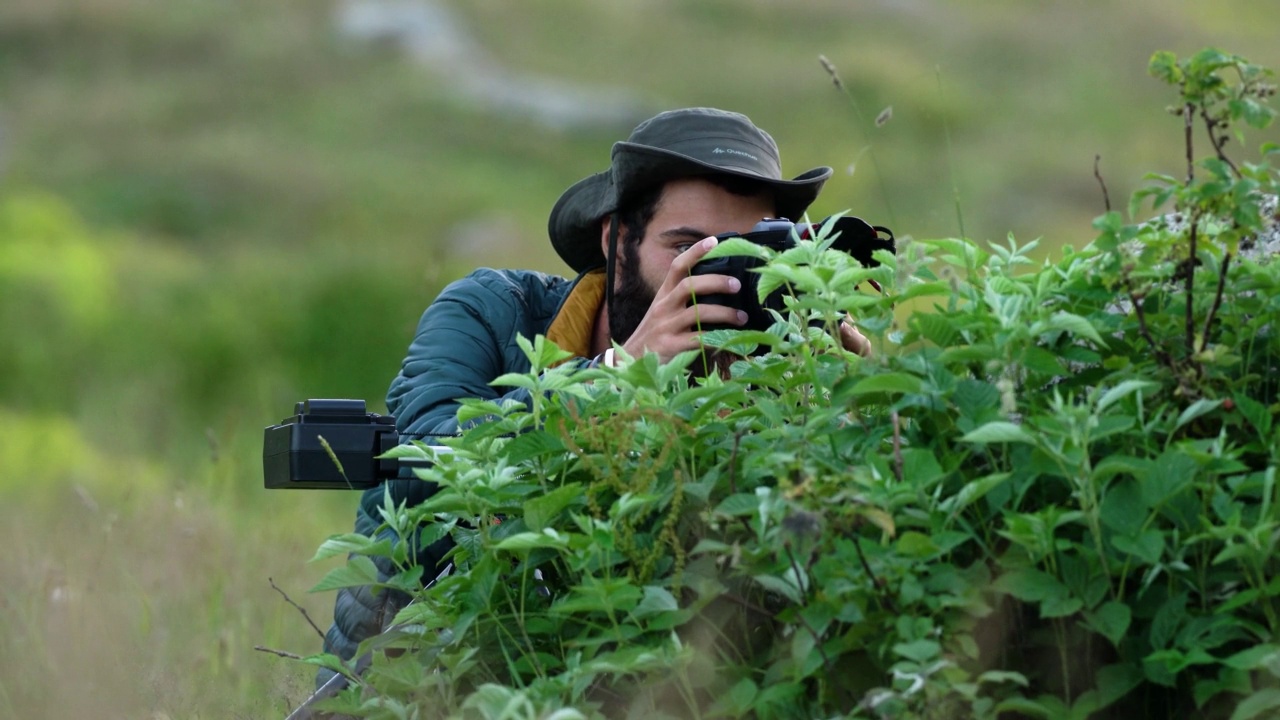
top-left (891, 411), bottom-right (904, 483)
top-left (1200, 105), bottom-right (1242, 177)
top-left (728, 430), bottom-right (743, 495)
top-left (254, 645), bottom-right (306, 660)
top-left (1186, 220), bottom-right (1198, 361)
top-left (851, 533), bottom-right (898, 615)
top-left (1093, 155), bottom-right (1112, 213)
top-left (270, 577), bottom-right (327, 642)
top-left (783, 542), bottom-right (813, 603)
top-left (1184, 102), bottom-right (1196, 185)
top-left (720, 590), bottom-right (775, 619)
top-left (1199, 253), bottom-right (1233, 353)
top-left (1122, 275), bottom-right (1174, 371)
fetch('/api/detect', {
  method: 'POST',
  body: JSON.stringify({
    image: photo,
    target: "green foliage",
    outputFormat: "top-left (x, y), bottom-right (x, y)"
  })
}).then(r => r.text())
top-left (304, 49), bottom-right (1280, 718)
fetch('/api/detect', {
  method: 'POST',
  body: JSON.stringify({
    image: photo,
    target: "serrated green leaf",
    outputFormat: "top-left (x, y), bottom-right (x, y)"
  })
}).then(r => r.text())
top-left (310, 555), bottom-right (380, 592)
top-left (893, 638), bottom-right (941, 663)
top-left (896, 531), bottom-right (939, 558)
top-left (1085, 602), bottom-right (1133, 648)
top-left (1112, 528), bottom-right (1164, 565)
top-left (961, 421), bottom-right (1035, 444)
top-left (1033, 311), bottom-right (1104, 344)
top-left (1230, 688), bottom-right (1280, 720)
top-left (494, 529), bottom-right (569, 552)
top-left (523, 483), bottom-right (583, 531)
top-left (943, 472), bottom-right (1011, 514)
top-left (1041, 595), bottom-right (1083, 619)
top-left (845, 372), bottom-right (924, 396)
top-left (311, 533), bottom-right (395, 562)
top-left (703, 235), bottom-right (773, 261)
top-left (1097, 380), bottom-right (1158, 413)
top-left (753, 573), bottom-right (802, 604)
top-left (714, 493), bottom-right (759, 517)
top-left (993, 567), bottom-right (1068, 603)
top-left (1175, 398), bottom-right (1223, 431)
top-left (1224, 644), bottom-right (1280, 672)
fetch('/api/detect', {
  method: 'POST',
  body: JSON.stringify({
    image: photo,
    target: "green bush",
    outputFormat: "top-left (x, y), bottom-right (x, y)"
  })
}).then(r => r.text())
top-left (307, 49), bottom-right (1280, 719)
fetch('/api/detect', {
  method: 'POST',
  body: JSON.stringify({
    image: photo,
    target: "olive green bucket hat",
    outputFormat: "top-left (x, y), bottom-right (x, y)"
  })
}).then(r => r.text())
top-left (548, 107), bottom-right (833, 272)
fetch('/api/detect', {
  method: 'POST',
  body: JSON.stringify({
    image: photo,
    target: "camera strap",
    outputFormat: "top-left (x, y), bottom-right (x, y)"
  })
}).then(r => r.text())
top-left (604, 212), bottom-right (619, 322)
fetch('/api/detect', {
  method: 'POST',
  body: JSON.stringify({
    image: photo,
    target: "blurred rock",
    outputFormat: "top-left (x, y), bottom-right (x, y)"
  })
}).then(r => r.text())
top-left (334, 0), bottom-right (645, 130)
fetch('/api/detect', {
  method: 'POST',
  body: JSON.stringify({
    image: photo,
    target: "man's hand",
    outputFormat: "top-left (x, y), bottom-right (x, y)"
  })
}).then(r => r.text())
top-left (839, 317), bottom-right (872, 357)
top-left (621, 236), bottom-right (747, 363)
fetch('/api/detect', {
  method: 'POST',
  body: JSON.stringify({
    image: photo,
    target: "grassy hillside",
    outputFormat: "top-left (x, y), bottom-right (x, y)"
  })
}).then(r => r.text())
top-left (0, 0), bottom-right (1276, 715)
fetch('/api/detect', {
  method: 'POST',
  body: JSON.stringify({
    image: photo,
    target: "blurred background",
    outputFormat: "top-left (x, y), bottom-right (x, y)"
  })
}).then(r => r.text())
top-left (0, 0), bottom-right (1276, 715)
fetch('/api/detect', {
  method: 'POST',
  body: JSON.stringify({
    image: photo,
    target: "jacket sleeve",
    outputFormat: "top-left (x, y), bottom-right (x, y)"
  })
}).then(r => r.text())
top-left (319, 270), bottom-right (544, 685)
top-left (386, 268), bottom-right (539, 437)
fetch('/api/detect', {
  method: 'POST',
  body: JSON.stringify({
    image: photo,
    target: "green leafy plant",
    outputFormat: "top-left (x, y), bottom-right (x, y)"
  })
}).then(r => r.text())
top-left (301, 48), bottom-right (1280, 719)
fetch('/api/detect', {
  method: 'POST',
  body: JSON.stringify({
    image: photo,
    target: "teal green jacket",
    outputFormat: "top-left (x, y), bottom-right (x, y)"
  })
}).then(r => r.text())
top-left (321, 266), bottom-right (605, 678)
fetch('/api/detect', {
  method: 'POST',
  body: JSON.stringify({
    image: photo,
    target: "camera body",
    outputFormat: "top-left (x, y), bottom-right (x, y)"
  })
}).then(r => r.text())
top-left (689, 215), bottom-right (893, 331)
top-left (263, 399), bottom-right (402, 489)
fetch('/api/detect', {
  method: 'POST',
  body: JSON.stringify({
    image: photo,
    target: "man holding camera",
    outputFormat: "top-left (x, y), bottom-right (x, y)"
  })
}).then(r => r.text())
top-left (321, 107), bottom-right (871, 674)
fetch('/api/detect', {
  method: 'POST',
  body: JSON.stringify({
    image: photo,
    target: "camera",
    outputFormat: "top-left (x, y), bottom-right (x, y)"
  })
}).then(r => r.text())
top-left (262, 399), bottom-right (449, 490)
top-left (690, 215), bottom-right (894, 331)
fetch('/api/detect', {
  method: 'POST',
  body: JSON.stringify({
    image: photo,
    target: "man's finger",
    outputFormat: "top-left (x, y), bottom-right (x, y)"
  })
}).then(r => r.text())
top-left (840, 321), bottom-right (872, 357)
top-left (668, 236), bottom-right (719, 279)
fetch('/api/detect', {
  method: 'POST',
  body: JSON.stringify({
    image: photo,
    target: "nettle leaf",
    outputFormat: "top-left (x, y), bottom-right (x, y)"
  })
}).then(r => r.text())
top-left (1223, 644), bottom-right (1280, 673)
top-left (1097, 380), bottom-right (1158, 413)
top-left (893, 638), bottom-right (942, 663)
top-left (703, 235), bottom-right (772, 261)
top-left (1041, 595), bottom-right (1083, 619)
top-left (500, 430), bottom-right (566, 464)
top-left (961, 421), bottom-right (1036, 444)
top-left (494, 528), bottom-right (569, 553)
top-left (942, 472), bottom-right (1012, 515)
top-left (1112, 528), bottom-right (1164, 565)
top-left (631, 586), bottom-right (679, 620)
top-left (1085, 602), bottom-right (1133, 648)
top-left (1150, 593), bottom-right (1189, 650)
top-left (993, 567), bottom-right (1069, 603)
top-left (1100, 479), bottom-right (1148, 536)
top-left (311, 533), bottom-right (395, 562)
top-left (845, 372), bottom-right (924, 396)
top-left (1174, 398), bottom-right (1224, 432)
top-left (1234, 394), bottom-right (1274, 437)
top-left (523, 483), bottom-right (582, 531)
top-left (1031, 311), bottom-right (1105, 345)
top-left (912, 311), bottom-right (959, 346)
top-left (753, 573), bottom-right (803, 604)
top-left (1144, 451), bottom-right (1198, 508)
top-left (714, 493), bottom-right (759, 517)
top-left (896, 531), bottom-right (940, 558)
top-left (310, 555), bottom-right (380, 592)
top-left (952, 379), bottom-right (1001, 420)
top-left (1230, 689), bottom-right (1280, 720)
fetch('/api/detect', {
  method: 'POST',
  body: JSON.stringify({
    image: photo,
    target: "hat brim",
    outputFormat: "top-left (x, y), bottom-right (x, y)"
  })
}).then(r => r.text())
top-left (549, 145), bottom-right (831, 273)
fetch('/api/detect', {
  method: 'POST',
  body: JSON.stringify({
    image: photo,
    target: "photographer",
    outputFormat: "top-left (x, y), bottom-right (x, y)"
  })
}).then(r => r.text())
top-left (321, 107), bottom-right (871, 679)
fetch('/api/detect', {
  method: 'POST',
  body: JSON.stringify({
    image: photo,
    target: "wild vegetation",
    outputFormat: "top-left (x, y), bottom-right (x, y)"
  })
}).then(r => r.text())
top-left (305, 49), bottom-right (1280, 718)
top-left (1, 1), bottom-right (1278, 717)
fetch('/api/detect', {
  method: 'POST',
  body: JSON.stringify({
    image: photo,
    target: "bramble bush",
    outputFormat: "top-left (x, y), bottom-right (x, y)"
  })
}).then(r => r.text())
top-left (303, 49), bottom-right (1280, 719)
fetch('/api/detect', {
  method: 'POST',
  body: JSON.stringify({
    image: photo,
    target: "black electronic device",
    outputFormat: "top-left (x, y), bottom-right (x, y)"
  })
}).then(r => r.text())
top-left (690, 215), bottom-right (894, 332)
top-left (262, 399), bottom-right (447, 490)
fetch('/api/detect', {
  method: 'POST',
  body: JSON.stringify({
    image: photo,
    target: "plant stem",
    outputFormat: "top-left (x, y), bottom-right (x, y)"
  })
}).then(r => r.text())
top-left (1183, 101), bottom-right (1196, 185)
top-left (1200, 253), bottom-right (1232, 353)
top-left (1093, 154), bottom-right (1112, 213)
top-left (1186, 217), bottom-right (1198, 363)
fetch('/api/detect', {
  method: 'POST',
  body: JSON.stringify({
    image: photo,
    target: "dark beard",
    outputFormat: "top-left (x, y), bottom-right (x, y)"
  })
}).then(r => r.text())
top-left (607, 243), bottom-right (656, 344)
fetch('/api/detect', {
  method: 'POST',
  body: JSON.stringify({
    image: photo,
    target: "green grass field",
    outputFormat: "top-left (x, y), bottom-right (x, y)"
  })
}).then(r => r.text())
top-left (1, 0), bottom-right (1277, 715)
